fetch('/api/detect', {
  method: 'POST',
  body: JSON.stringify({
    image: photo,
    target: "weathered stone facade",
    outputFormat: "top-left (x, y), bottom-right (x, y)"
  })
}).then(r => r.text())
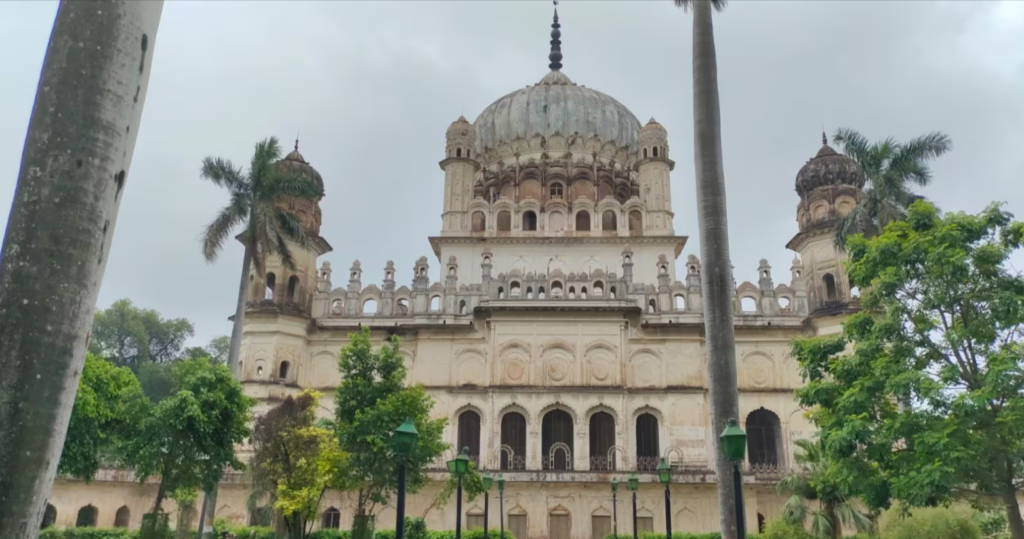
top-left (45, 12), bottom-right (866, 538)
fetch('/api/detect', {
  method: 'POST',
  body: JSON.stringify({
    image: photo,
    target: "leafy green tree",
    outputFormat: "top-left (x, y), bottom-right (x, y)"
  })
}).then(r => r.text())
top-left (777, 438), bottom-right (873, 538)
top-left (184, 335), bottom-right (231, 363)
top-left (88, 298), bottom-right (195, 370)
top-left (250, 390), bottom-right (348, 539)
top-left (420, 462), bottom-right (486, 520)
top-left (199, 137), bottom-right (322, 377)
top-left (59, 354), bottom-right (147, 480)
top-left (792, 201), bottom-right (1024, 538)
top-left (125, 357), bottom-right (254, 513)
top-left (334, 328), bottom-right (447, 528)
top-left (830, 127), bottom-right (952, 247)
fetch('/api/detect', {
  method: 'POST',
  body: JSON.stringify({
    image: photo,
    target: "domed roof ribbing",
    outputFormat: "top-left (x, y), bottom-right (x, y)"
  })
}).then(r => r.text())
top-left (473, 8), bottom-right (642, 152)
top-left (277, 140), bottom-right (324, 196)
top-left (795, 133), bottom-right (866, 198)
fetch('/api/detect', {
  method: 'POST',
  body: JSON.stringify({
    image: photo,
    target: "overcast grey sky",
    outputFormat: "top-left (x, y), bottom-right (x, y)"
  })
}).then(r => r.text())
top-left (2, 1), bottom-right (1023, 346)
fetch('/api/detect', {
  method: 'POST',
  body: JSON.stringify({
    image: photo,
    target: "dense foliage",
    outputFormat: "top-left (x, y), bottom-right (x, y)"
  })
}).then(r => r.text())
top-left (878, 506), bottom-right (981, 539)
top-left (792, 201), bottom-right (1024, 537)
top-left (250, 390), bottom-right (349, 539)
top-left (777, 438), bottom-right (872, 538)
top-left (829, 127), bottom-right (951, 247)
top-left (88, 299), bottom-right (196, 370)
top-left (333, 328), bottom-right (446, 520)
top-left (59, 354), bottom-right (147, 480)
top-left (125, 357), bottom-right (254, 511)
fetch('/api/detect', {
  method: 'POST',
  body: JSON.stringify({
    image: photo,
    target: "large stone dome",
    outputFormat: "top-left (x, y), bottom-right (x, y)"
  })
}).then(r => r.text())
top-left (472, 8), bottom-right (642, 153)
top-left (473, 70), bottom-right (642, 153)
top-left (276, 146), bottom-right (325, 196)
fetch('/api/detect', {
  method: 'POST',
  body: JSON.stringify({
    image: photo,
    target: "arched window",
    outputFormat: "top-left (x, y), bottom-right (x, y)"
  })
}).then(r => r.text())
top-left (510, 282), bottom-right (522, 298)
top-left (76, 505), bottom-right (97, 528)
top-left (330, 298), bottom-right (344, 315)
top-left (526, 287), bottom-right (533, 300)
top-left (501, 412), bottom-right (527, 471)
top-left (778, 297), bottom-right (791, 310)
top-left (114, 506), bottom-right (130, 528)
top-left (456, 147), bottom-right (462, 157)
top-left (643, 148), bottom-right (648, 158)
top-left (550, 183), bottom-right (564, 199)
top-left (430, 296), bottom-right (441, 311)
top-left (647, 299), bottom-right (657, 313)
top-left (498, 286), bottom-right (505, 300)
top-left (542, 409), bottom-right (574, 470)
top-left (41, 504), bottom-right (57, 529)
top-left (746, 408), bottom-right (783, 467)
top-left (589, 412), bottom-right (616, 471)
top-left (551, 281), bottom-right (563, 297)
top-left (459, 300), bottom-right (467, 314)
top-left (265, 272), bottom-right (276, 300)
top-left (823, 273), bottom-right (838, 302)
top-left (636, 412), bottom-right (660, 471)
top-left (323, 507), bottom-right (341, 529)
top-left (674, 294), bottom-right (686, 311)
top-left (458, 410), bottom-right (481, 459)
top-left (397, 298), bottom-right (409, 315)
top-left (602, 210), bottom-right (617, 231)
top-left (593, 281), bottom-right (604, 297)
top-left (575, 211), bottom-right (591, 232)
top-left (609, 286), bottom-right (616, 299)
top-left (278, 361), bottom-right (290, 380)
top-left (497, 211), bottom-right (512, 232)
top-left (741, 297), bottom-right (757, 313)
top-left (522, 211), bottom-right (538, 231)
top-left (550, 510), bottom-right (571, 539)
top-left (287, 275), bottom-right (300, 303)
top-left (362, 298), bottom-right (377, 315)
top-left (580, 286), bottom-right (588, 299)
top-left (538, 286), bottom-right (546, 299)
top-left (568, 286), bottom-right (576, 299)
top-left (257, 365), bottom-right (264, 377)
top-left (653, 147), bottom-right (659, 157)
top-left (472, 211), bottom-right (486, 232)
top-left (629, 210), bottom-right (643, 235)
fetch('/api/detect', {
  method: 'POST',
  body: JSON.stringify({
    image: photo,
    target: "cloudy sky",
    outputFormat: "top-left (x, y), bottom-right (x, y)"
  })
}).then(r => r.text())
top-left (2, 1), bottom-right (1023, 346)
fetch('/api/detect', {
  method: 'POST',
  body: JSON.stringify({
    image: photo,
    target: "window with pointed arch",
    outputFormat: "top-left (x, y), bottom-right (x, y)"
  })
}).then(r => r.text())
top-left (458, 410), bottom-right (481, 459)
top-left (635, 412), bottom-right (660, 471)
top-left (522, 210), bottom-right (538, 231)
top-left (542, 409), bottom-right (573, 470)
top-left (323, 507), bottom-right (341, 529)
top-left (589, 411), bottom-right (616, 471)
top-left (575, 210), bottom-right (591, 232)
top-left (501, 412), bottom-right (527, 470)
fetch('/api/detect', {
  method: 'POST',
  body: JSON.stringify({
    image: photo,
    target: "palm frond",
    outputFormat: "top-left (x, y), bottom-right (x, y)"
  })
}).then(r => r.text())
top-left (201, 192), bottom-right (249, 262)
top-left (836, 501), bottom-right (875, 533)
top-left (262, 172), bottom-right (322, 202)
top-left (831, 128), bottom-right (872, 164)
top-left (272, 206), bottom-right (312, 251)
top-left (200, 157), bottom-right (246, 192)
top-left (809, 510), bottom-right (834, 539)
top-left (777, 472), bottom-right (811, 496)
top-left (249, 137), bottom-right (285, 192)
top-left (781, 494), bottom-right (807, 525)
top-left (673, 0), bottom-right (727, 13)
top-left (886, 131), bottom-right (951, 187)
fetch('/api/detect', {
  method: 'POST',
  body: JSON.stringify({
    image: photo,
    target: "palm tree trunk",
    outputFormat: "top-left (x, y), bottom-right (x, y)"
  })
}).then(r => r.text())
top-left (0, 2), bottom-right (162, 537)
top-left (227, 242), bottom-right (253, 377)
top-left (690, 2), bottom-right (741, 538)
top-left (824, 502), bottom-right (840, 539)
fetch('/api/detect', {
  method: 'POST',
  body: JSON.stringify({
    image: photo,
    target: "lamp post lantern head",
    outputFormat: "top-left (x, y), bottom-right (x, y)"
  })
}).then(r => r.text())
top-left (447, 447), bottom-right (471, 478)
top-left (720, 418), bottom-right (747, 463)
top-left (610, 477), bottom-right (619, 493)
top-left (393, 418), bottom-right (418, 457)
top-left (482, 473), bottom-right (493, 491)
top-left (656, 458), bottom-right (671, 485)
top-left (497, 474), bottom-right (505, 493)
top-left (627, 473), bottom-right (639, 492)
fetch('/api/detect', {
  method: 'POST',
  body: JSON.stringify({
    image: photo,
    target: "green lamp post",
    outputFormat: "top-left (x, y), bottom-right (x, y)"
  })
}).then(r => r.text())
top-left (720, 419), bottom-right (748, 539)
top-left (627, 473), bottom-right (639, 539)
top-left (393, 419), bottom-right (418, 539)
top-left (657, 458), bottom-right (672, 539)
top-left (497, 474), bottom-right (506, 539)
top-left (482, 473), bottom-right (493, 539)
top-left (610, 478), bottom-right (619, 538)
top-left (447, 447), bottom-right (471, 539)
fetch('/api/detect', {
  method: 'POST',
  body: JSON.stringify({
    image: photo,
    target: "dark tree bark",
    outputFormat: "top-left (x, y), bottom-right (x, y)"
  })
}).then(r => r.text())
top-left (0, 2), bottom-right (163, 536)
top-left (691, 1), bottom-right (741, 538)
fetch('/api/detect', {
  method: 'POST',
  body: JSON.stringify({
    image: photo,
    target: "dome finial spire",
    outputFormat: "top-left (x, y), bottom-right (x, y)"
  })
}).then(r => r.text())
top-left (295, 130), bottom-right (300, 152)
top-left (548, 1), bottom-right (563, 71)
top-left (822, 124), bottom-right (827, 146)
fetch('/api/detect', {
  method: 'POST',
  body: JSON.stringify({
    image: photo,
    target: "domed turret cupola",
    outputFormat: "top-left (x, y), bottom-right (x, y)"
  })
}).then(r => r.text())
top-left (439, 117), bottom-right (481, 235)
top-left (275, 140), bottom-right (326, 236)
top-left (638, 118), bottom-right (669, 161)
top-left (787, 133), bottom-right (863, 318)
top-left (635, 118), bottom-right (675, 235)
top-left (445, 116), bottom-right (477, 161)
top-left (794, 132), bottom-right (866, 233)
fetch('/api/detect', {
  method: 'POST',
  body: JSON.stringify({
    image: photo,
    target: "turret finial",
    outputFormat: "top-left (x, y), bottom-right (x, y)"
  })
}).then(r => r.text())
top-left (548, 1), bottom-right (563, 71)
top-left (295, 130), bottom-right (300, 152)
top-left (822, 130), bottom-right (828, 146)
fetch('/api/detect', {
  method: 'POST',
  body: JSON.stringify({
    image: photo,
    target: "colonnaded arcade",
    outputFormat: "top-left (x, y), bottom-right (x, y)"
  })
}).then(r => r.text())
top-left (45, 8), bottom-right (866, 538)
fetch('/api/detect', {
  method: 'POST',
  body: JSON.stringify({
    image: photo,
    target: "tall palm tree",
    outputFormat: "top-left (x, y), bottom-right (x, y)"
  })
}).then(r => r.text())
top-left (200, 136), bottom-right (320, 378)
top-left (830, 127), bottom-right (951, 247)
top-left (198, 136), bottom-right (320, 538)
top-left (673, 1), bottom-right (740, 537)
top-left (778, 439), bottom-right (873, 539)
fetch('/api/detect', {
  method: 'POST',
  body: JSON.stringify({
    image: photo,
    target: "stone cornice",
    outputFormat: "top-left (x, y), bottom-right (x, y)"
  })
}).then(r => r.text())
top-left (632, 155), bottom-right (676, 172)
top-left (438, 157), bottom-right (482, 172)
top-left (429, 235), bottom-right (688, 258)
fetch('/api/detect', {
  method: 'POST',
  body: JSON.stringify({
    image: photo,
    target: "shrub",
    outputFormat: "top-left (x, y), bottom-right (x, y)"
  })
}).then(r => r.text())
top-left (759, 519), bottom-right (813, 539)
top-left (605, 533), bottom-right (760, 539)
top-left (309, 531), bottom-right (351, 539)
top-left (39, 530), bottom-right (138, 539)
top-left (880, 506), bottom-right (981, 539)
